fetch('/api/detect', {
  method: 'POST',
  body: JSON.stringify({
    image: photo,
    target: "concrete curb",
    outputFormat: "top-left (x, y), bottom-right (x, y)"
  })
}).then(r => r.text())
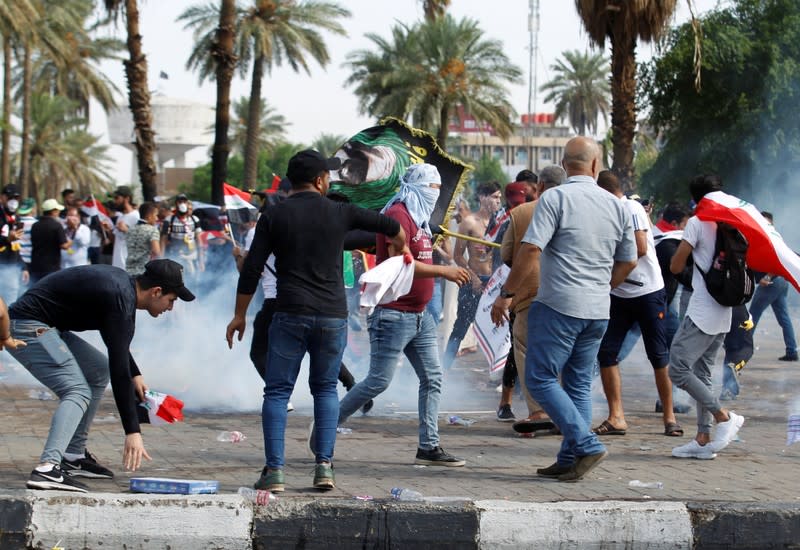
top-left (2, 492), bottom-right (800, 549)
top-left (475, 500), bottom-right (692, 549)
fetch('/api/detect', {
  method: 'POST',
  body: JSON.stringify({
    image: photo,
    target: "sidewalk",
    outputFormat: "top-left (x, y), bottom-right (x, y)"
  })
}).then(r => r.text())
top-left (1, 313), bottom-right (799, 548)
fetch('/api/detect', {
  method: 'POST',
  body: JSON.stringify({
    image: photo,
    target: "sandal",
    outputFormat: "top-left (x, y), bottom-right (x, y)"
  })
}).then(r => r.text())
top-left (664, 422), bottom-right (684, 437)
top-left (592, 420), bottom-right (627, 436)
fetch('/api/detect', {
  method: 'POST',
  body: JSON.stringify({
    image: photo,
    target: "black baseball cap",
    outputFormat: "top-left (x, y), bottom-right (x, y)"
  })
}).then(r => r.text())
top-left (175, 193), bottom-right (189, 201)
top-left (2, 184), bottom-right (20, 197)
top-left (114, 185), bottom-right (133, 198)
top-left (286, 149), bottom-right (341, 186)
top-left (141, 259), bottom-right (195, 302)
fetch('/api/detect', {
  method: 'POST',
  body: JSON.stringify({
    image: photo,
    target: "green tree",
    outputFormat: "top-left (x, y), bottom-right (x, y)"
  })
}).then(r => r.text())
top-left (228, 96), bottom-right (288, 156)
top-left (16, 0), bottom-right (84, 198)
top-left (311, 132), bottom-right (345, 157)
top-left (540, 49), bottom-right (610, 136)
top-left (103, 0), bottom-right (158, 201)
top-left (0, 0), bottom-right (38, 187)
top-left (21, 93), bottom-right (112, 201)
top-left (178, 0), bottom-right (238, 206)
top-left (639, 0), bottom-right (800, 206)
top-left (469, 154), bottom-right (506, 190)
top-left (346, 15), bottom-right (521, 149)
top-left (237, 0), bottom-right (349, 188)
top-left (575, 0), bottom-right (678, 192)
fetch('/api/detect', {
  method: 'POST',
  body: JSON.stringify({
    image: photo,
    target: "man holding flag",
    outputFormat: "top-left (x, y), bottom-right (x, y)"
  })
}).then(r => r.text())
top-left (6, 259), bottom-right (195, 491)
top-left (668, 175), bottom-right (745, 459)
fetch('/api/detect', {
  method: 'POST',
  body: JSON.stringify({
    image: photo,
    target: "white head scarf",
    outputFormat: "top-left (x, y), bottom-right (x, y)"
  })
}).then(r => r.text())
top-left (381, 163), bottom-right (441, 236)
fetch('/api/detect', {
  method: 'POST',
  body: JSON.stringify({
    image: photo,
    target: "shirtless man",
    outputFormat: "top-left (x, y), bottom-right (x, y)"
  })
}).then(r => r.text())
top-left (442, 181), bottom-right (502, 370)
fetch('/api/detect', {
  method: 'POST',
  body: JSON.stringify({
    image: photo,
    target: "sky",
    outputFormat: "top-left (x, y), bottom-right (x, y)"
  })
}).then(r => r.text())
top-left (89, 0), bottom-right (709, 185)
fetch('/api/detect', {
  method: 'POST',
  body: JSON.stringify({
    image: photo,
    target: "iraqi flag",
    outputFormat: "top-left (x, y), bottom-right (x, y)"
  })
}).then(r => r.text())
top-left (695, 191), bottom-right (800, 291)
top-left (81, 195), bottom-right (112, 225)
top-left (223, 183), bottom-right (258, 224)
top-left (137, 390), bottom-right (184, 425)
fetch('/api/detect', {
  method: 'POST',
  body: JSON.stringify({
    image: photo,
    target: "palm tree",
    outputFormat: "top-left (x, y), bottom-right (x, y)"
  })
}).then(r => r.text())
top-left (540, 50), bottom-right (610, 136)
top-left (237, 0), bottom-right (349, 188)
top-left (103, 0), bottom-right (158, 201)
top-left (0, 0), bottom-right (39, 187)
top-left (422, 0), bottom-right (450, 21)
top-left (210, 0), bottom-right (237, 206)
top-left (346, 15), bottom-right (521, 148)
top-left (21, 93), bottom-right (112, 201)
top-left (228, 96), bottom-right (288, 156)
top-left (179, 0), bottom-right (241, 205)
top-left (16, 0), bottom-right (83, 197)
top-left (311, 132), bottom-right (346, 157)
top-left (575, 0), bottom-right (678, 192)
top-left (29, 31), bottom-right (123, 119)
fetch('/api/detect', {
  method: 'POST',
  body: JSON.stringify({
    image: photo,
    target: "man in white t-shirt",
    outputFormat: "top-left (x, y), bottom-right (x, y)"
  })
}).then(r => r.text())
top-left (593, 172), bottom-right (681, 438)
top-left (668, 174), bottom-right (744, 460)
top-left (109, 186), bottom-right (140, 269)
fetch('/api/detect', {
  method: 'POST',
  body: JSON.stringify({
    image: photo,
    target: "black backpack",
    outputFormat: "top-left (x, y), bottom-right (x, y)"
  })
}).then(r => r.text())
top-left (698, 222), bottom-right (755, 306)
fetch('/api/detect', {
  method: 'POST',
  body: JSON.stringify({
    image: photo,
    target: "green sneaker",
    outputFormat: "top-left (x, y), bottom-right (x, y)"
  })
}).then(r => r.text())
top-left (313, 462), bottom-right (335, 490)
top-left (254, 466), bottom-right (284, 493)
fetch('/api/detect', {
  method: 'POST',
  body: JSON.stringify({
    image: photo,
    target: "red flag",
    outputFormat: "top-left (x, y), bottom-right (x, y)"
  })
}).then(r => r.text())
top-left (695, 191), bottom-right (800, 291)
top-left (81, 195), bottom-right (112, 225)
top-left (223, 183), bottom-right (258, 224)
top-left (267, 174), bottom-right (281, 193)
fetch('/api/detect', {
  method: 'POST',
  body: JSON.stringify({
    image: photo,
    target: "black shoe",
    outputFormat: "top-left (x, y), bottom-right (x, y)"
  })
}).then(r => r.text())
top-left (27, 464), bottom-right (89, 492)
top-left (496, 404), bottom-right (516, 422)
top-left (361, 399), bottom-right (374, 415)
top-left (557, 450), bottom-right (608, 482)
top-left (414, 446), bottom-right (465, 467)
top-left (61, 450), bottom-right (114, 479)
top-left (536, 462), bottom-right (572, 478)
top-left (779, 353), bottom-right (799, 362)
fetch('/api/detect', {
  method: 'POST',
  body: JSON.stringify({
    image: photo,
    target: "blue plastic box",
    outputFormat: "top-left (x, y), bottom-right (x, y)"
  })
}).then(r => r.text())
top-left (130, 477), bottom-right (219, 494)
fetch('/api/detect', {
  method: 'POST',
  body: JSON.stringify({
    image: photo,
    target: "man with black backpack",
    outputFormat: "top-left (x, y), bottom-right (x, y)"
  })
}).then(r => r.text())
top-left (668, 175), bottom-right (745, 460)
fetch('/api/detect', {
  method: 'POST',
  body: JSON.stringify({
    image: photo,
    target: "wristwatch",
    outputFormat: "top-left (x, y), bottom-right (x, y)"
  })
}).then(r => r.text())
top-left (499, 287), bottom-right (515, 299)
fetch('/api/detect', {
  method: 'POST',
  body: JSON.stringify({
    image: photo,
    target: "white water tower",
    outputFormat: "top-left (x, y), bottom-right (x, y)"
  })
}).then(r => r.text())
top-left (107, 95), bottom-right (214, 196)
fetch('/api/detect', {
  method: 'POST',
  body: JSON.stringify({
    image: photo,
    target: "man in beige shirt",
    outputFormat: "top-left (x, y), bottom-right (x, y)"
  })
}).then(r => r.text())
top-left (499, 165), bottom-right (566, 433)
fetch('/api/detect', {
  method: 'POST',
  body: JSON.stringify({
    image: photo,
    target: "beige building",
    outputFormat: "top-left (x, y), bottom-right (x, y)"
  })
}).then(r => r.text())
top-left (448, 124), bottom-right (572, 177)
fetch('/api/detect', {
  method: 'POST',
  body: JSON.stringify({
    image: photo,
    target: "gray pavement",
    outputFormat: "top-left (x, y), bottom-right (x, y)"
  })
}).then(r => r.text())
top-left (1, 312), bottom-right (798, 504)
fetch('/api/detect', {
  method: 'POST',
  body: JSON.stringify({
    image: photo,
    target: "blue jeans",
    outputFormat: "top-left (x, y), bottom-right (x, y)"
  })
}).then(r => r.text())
top-left (425, 279), bottom-right (443, 326)
top-left (262, 313), bottom-right (346, 468)
top-left (339, 307), bottom-right (442, 450)
top-left (525, 302), bottom-right (608, 465)
top-left (749, 277), bottom-right (797, 356)
top-left (0, 263), bottom-right (21, 302)
top-left (442, 276), bottom-right (489, 370)
top-left (8, 320), bottom-right (109, 465)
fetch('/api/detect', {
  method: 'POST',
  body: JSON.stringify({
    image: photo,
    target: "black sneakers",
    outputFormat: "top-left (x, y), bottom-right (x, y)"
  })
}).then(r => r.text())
top-left (61, 450), bottom-right (114, 479)
top-left (779, 353), bottom-right (799, 362)
top-left (496, 404), bottom-right (516, 422)
top-left (414, 446), bottom-right (465, 467)
top-left (27, 464), bottom-right (89, 492)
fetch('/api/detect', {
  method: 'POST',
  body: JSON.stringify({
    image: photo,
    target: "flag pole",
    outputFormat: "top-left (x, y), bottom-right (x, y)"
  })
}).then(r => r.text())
top-left (438, 226), bottom-right (501, 248)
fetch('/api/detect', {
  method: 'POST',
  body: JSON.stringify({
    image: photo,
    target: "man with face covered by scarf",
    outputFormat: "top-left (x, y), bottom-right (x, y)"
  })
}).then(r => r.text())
top-left (334, 163), bottom-right (471, 466)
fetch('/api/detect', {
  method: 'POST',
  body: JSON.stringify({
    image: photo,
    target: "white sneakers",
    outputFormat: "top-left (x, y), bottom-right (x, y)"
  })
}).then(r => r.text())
top-left (671, 439), bottom-right (717, 460)
top-left (672, 411), bottom-right (745, 459)
top-left (711, 411), bottom-right (744, 452)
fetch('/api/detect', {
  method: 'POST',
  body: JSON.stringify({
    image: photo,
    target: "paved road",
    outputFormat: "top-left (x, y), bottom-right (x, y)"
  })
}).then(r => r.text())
top-left (1, 310), bottom-right (798, 504)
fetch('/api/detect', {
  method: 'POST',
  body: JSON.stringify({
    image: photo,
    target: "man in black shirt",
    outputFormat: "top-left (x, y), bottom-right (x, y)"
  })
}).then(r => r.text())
top-left (7, 259), bottom-right (194, 492)
top-left (226, 149), bottom-right (407, 492)
top-left (29, 198), bottom-right (72, 284)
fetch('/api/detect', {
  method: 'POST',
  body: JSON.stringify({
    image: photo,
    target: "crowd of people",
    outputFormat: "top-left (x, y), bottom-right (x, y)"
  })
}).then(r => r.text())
top-left (0, 137), bottom-right (796, 493)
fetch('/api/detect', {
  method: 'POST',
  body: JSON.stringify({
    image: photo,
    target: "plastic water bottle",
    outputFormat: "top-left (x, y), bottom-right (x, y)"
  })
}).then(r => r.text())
top-left (237, 487), bottom-right (276, 505)
top-left (448, 415), bottom-right (475, 427)
top-left (391, 487), bottom-right (424, 501)
top-left (217, 431), bottom-right (246, 443)
top-left (628, 480), bottom-right (664, 489)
